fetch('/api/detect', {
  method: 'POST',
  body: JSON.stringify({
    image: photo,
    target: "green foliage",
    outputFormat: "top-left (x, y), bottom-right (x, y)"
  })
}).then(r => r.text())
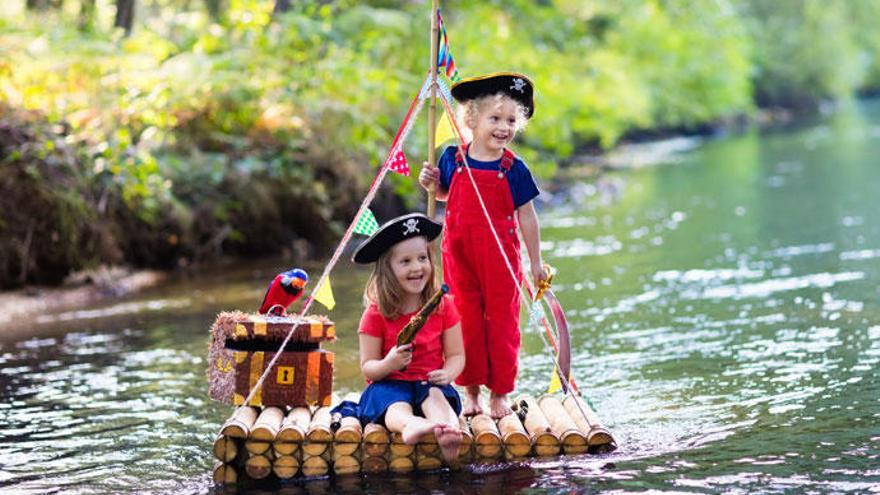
top-left (739, 0), bottom-right (863, 108)
top-left (2, 0), bottom-right (880, 287)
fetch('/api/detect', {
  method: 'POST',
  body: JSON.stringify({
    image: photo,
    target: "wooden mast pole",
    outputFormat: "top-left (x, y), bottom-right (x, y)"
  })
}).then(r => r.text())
top-left (426, 0), bottom-right (439, 219)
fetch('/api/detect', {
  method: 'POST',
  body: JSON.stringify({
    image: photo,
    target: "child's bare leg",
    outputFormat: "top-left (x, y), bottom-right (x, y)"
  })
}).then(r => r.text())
top-left (421, 387), bottom-right (462, 464)
top-left (384, 402), bottom-right (436, 445)
top-left (488, 391), bottom-right (513, 419)
top-left (462, 385), bottom-right (483, 416)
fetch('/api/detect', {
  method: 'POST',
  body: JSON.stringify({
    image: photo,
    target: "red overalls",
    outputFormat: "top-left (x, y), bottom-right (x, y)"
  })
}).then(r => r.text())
top-left (442, 144), bottom-right (522, 394)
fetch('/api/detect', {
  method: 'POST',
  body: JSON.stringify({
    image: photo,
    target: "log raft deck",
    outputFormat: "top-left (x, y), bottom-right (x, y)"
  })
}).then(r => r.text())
top-left (211, 393), bottom-right (616, 484)
top-left (208, 313), bottom-right (616, 485)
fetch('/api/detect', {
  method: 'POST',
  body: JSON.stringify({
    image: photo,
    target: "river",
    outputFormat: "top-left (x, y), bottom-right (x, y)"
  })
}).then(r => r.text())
top-left (1, 99), bottom-right (879, 494)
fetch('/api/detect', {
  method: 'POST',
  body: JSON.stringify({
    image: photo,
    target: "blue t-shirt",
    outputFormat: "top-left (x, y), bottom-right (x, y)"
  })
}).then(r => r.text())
top-left (438, 146), bottom-right (540, 209)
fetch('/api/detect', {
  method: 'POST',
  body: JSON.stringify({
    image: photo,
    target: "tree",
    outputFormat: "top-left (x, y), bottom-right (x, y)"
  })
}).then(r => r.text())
top-left (115, 0), bottom-right (135, 36)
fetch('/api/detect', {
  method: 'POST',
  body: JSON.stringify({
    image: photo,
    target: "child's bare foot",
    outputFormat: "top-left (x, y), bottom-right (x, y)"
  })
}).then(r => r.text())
top-left (462, 385), bottom-right (483, 416)
top-left (401, 418), bottom-right (437, 445)
top-left (488, 392), bottom-right (513, 419)
top-left (435, 424), bottom-right (463, 464)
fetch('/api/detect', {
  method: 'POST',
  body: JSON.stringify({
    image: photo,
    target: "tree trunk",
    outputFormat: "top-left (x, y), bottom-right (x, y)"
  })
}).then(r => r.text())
top-left (273, 0), bottom-right (290, 14)
top-left (114, 0), bottom-right (135, 36)
top-left (77, 0), bottom-right (95, 31)
top-left (204, 0), bottom-right (223, 21)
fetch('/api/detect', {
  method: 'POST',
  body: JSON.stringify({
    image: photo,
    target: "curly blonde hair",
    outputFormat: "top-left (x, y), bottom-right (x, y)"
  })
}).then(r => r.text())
top-left (455, 93), bottom-right (529, 143)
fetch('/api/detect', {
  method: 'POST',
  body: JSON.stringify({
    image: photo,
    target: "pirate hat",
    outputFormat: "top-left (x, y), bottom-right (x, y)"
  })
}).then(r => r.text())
top-left (352, 213), bottom-right (443, 264)
top-left (450, 72), bottom-right (535, 118)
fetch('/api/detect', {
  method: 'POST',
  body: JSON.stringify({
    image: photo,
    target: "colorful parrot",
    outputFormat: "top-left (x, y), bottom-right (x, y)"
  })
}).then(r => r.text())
top-left (258, 268), bottom-right (309, 316)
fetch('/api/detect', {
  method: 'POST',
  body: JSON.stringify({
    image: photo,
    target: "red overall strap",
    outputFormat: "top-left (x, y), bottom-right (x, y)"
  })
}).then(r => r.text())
top-left (455, 146), bottom-right (516, 175)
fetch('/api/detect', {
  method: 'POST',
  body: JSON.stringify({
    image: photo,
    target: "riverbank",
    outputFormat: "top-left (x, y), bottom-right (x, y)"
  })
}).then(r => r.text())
top-left (0, 267), bottom-right (167, 333)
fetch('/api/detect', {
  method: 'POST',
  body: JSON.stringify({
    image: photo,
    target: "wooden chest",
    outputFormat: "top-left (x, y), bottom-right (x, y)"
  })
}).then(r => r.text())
top-left (208, 312), bottom-right (335, 407)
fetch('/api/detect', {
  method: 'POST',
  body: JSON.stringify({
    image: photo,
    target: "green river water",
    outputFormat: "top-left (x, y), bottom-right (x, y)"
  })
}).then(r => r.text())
top-left (1, 100), bottom-right (879, 494)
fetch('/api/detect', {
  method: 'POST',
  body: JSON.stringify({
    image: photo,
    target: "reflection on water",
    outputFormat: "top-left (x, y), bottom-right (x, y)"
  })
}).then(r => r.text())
top-left (3, 100), bottom-right (880, 494)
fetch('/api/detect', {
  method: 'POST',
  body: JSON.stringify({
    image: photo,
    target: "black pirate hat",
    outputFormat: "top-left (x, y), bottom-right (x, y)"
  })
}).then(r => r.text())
top-left (450, 72), bottom-right (535, 118)
top-left (352, 213), bottom-right (443, 264)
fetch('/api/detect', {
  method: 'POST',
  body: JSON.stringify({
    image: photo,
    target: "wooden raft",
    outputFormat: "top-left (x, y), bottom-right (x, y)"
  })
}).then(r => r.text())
top-left (211, 393), bottom-right (616, 484)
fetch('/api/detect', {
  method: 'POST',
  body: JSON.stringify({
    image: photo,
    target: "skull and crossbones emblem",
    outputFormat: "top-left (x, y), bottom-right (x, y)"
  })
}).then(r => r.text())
top-left (402, 218), bottom-right (420, 236)
top-left (510, 78), bottom-right (527, 93)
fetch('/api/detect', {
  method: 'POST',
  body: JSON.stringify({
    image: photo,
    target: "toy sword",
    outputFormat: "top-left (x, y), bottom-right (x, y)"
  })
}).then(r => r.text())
top-left (534, 264), bottom-right (574, 393)
top-left (397, 284), bottom-right (449, 346)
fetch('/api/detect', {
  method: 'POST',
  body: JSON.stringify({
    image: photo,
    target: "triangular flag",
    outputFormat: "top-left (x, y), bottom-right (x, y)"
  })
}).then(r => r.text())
top-left (547, 365), bottom-right (563, 394)
top-left (313, 277), bottom-right (336, 311)
top-left (387, 148), bottom-right (410, 176)
top-left (435, 112), bottom-right (456, 146)
top-left (354, 208), bottom-right (379, 236)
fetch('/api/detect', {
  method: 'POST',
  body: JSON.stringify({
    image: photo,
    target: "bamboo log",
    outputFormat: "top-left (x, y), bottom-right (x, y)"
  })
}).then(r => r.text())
top-left (277, 406), bottom-right (311, 444)
top-left (390, 433), bottom-right (416, 456)
top-left (301, 450), bottom-right (332, 477)
top-left (470, 414), bottom-right (502, 459)
top-left (515, 394), bottom-right (560, 456)
top-left (212, 461), bottom-right (237, 484)
top-left (272, 440), bottom-right (300, 457)
top-left (272, 453), bottom-right (300, 479)
top-left (212, 435), bottom-right (238, 462)
top-left (361, 454), bottom-right (389, 474)
top-left (416, 452), bottom-right (443, 471)
top-left (307, 406), bottom-right (333, 443)
top-left (389, 454), bottom-right (415, 473)
top-left (416, 432), bottom-right (439, 456)
top-left (562, 394), bottom-right (617, 452)
top-left (334, 416), bottom-right (363, 455)
top-left (538, 395), bottom-right (588, 455)
top-left (458, 416), bottom-right (473, 462)
top-left (246, 406), bottom-right (284, 455)
top-left (220, 406), bottom-right (258, 439)
top-left (303, 406), bottom-right (333, 456)
top-left (245, 452), bottom-right (273, 479)
top-left (333, 447), bottom-right (361, 476)
top-left (301, 455), bottom-right (329, 477)
top-left (497, 413), bottom-right (531, 457)
top-left (363, 423), bottom-right (390, 457)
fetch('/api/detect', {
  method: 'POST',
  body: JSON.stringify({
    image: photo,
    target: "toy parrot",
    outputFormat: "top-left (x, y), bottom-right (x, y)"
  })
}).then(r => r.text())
top-left (258, 268), bottom-right (309, 316)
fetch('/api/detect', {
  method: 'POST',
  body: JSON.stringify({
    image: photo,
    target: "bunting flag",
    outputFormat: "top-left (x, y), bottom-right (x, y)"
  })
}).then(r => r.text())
top-left (548, 366), bottom-right (563, 394)
top-left (387, 148), bottom-right (410, 176)
top-left (313, 277), bottom-right (336, 311)
top-left (354, 208), bottom-right (379, 236)
top-left (437, 10), bottom-right (461, 82)
top-left (435, 111), bottom-right (456, 146)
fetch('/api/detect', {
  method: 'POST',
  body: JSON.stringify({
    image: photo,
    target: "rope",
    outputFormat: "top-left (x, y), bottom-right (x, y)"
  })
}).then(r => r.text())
top-left (232, 73), bottom-right (432, 412)
top-left (436, 92), bottom-right (598, 428)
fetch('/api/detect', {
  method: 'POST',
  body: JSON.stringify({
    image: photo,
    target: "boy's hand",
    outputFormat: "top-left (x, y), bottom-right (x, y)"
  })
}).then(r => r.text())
top-left (426, 369), bottom-right (452, 386)
top-left (531, 263), bottom-right (547, 287)
top-left (419, 161), bottom-right (440, 191)
top-left (385, 344), bottom-right (413, 371)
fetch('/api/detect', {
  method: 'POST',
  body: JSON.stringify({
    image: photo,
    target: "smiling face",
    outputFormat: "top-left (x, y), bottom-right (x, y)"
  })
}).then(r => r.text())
top-left (469, 96), bottom-right (520, 156)
top-left (388, 236), bottom-right (432, 297)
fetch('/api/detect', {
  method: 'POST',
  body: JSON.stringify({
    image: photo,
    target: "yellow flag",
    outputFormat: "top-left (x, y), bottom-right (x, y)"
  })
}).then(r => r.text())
top-left (434, 112), bottom-right (456, 146)
top-left (547, 365), bottom-right (562, 394)
top-left (313, 277), bottom-right (336, 311)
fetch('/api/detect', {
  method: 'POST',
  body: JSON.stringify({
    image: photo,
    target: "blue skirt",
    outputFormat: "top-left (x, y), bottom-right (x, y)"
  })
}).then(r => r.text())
top-left (332, 380), bottom-right (462, 426)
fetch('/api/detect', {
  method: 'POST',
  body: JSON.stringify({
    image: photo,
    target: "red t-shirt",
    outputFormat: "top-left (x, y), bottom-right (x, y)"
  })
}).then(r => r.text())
top-left (358, 295), bottom-right (461, 381)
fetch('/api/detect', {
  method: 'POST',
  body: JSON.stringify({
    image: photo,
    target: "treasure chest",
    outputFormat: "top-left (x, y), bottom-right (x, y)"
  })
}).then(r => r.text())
top-left (208, 311), bottom-right (335, 407)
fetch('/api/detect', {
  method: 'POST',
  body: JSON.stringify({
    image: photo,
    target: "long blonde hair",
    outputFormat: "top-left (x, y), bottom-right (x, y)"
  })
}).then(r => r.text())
top-left (364, 238), bottom-right (440, 319)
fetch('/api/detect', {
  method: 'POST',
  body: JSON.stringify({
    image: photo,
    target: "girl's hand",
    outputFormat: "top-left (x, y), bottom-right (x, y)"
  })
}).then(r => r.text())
top-left (384, 343), bottom-right (413, 371)
top-left (419, 161), bottom-right (440, 191)
top-left (427, 369), bottom-right (452, 386)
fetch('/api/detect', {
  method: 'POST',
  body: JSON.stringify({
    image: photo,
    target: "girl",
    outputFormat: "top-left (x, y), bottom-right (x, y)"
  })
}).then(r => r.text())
top-left (339, 213), bottom-right (464, 463)
top-left (419, 72), bottom-right (546, 419)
